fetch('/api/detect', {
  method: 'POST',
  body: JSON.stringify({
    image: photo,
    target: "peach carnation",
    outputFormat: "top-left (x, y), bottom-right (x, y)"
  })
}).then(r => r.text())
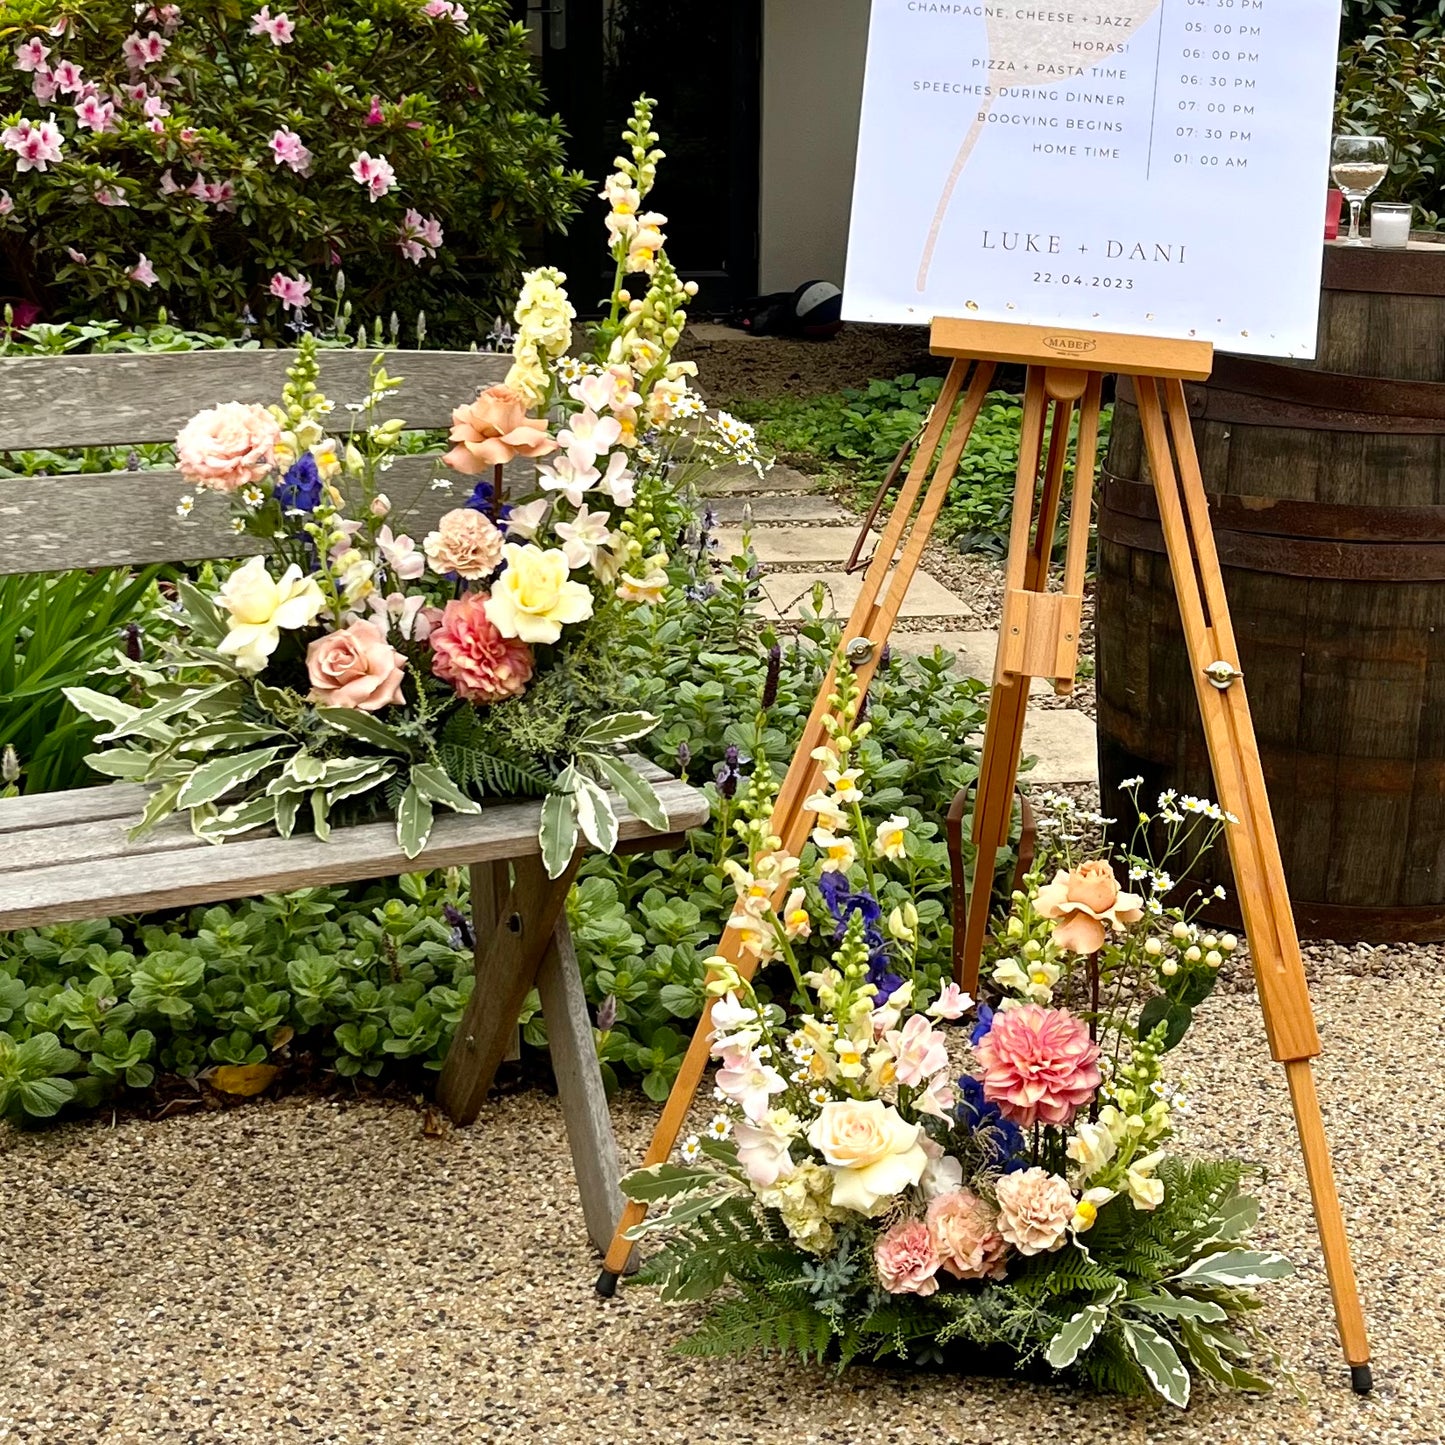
top-left (443, 383), bottom-right (557, 472)
top-left (175, 401), bottom-right (281, 493)
top-left (305, 620), bottom-right (407, 712)
top-left (1034, 860), bottom-right (1144, 954)
top-left (873, 1217), bottom-right (941, 1297)
top-left (993, 1167), bottom-right (1075, 1256)
top-left (926, 1189), bottom-right (1010, 1281)
top-left (428, 591), bottom-right (534, 703)
top-left (973, 1003), bottom-right (1100, 1128)
top-left (424, 508), bottom-right (505, 580)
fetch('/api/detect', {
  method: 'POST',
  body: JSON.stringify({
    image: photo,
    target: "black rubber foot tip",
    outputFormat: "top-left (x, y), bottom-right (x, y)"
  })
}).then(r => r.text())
top-left (1351, 1363), bottom-right (1374, 1395)
top-left (595, 1269), bottom-right (620, 1299)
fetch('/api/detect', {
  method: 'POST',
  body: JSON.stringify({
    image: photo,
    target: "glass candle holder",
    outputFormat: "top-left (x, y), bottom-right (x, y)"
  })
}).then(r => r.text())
top-left (1370, 202), bottom-right (1412, 249)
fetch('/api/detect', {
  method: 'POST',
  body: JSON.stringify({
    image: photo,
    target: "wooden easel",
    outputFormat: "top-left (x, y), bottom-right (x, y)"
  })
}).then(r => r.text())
top-left (596, 319), bottom-right (1372, 1395)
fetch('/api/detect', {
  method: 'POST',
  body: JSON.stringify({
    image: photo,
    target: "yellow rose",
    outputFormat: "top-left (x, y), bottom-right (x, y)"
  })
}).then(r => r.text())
top-left (216, 555), bottom-right (325, 674)
top-left (484, 543), bottom-right (594, 645)
top-left (806, 1099), bottom-right (928, 1215)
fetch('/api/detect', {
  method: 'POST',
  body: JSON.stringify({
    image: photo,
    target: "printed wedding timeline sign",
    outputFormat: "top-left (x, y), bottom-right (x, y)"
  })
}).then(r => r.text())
top-left (843, 0), bottom-right (1341, 356)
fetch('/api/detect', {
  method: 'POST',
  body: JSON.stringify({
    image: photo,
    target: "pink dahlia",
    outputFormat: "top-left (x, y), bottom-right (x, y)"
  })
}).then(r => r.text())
top-left (973, 1003), bottom-right (1101, 1129)
top-left (428, 591), bottom-right (534, 703)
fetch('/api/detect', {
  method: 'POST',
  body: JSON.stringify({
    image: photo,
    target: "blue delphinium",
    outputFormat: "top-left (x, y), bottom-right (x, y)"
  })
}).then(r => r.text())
top-left (955, 1074), bottom-right (1027, 1170)
top-left (274, 451), bottom-right (321, 513)
top-left (821, 876), bottom-right (900, 998)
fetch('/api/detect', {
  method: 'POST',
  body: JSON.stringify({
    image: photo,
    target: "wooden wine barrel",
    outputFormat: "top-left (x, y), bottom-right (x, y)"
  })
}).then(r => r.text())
top-left (1097, 239), bottom-right (1445, 942)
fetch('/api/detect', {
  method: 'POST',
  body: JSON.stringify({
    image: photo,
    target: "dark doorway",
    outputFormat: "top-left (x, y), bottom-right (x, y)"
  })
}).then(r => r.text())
top-left (519, 0), bottom-right (762, 316)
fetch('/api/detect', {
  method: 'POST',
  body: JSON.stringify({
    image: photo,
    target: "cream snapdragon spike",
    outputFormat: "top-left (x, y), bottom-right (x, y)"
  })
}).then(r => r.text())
top-left (621, 690), bottom-right (1287, 1399)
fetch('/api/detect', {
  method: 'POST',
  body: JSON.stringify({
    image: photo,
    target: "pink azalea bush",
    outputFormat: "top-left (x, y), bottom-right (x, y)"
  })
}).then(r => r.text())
top-left (0, 0), bottom-right (587, 340)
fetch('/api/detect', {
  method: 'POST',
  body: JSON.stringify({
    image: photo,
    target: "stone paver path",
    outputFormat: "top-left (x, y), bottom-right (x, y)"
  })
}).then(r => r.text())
top-left (710, 463), bottom-right (1099, 787)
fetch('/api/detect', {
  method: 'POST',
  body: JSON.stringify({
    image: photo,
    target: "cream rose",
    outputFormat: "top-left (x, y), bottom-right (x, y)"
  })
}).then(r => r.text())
top-left (806, 1098), bottom-right (928, 1215)
top-left (215, 555), bottom-right (325, 674)
top-left (484, 543), bottom-right (594, 645)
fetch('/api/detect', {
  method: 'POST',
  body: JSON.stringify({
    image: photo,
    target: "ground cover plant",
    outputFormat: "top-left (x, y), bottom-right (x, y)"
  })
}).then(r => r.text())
top-left (730, 374), bottom-right (1111, 559)
top-left (0, 0), bottom-right (587, 343)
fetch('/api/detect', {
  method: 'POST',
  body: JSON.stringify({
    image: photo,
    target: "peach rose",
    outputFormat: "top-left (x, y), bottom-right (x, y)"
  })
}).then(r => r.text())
top-left (1034, 860), bottom-right (1144, 954)
top-left (993, 1168), bottom-right (1076, 1256)
top-left (442, 383), bottom-right (557, 473)
top-left (305, 620), bottom-right (407, 712)
top-left (874, 1218), bottom-right (941, 1297)
top-left (926, 1189), bottom-right (1010, 1281)
top-left (175, 401), bottom-right (281, 493)
top-left (424, 508), bottom-right (505, 580)
top-left (806, 1098), bottom-right (928, 1215)
top-left (428, 591), bottom-right (535, 703)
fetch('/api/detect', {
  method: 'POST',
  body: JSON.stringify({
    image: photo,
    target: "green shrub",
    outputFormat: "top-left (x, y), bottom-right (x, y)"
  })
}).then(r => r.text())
top-left (0, 1), bottom-right (587, 344)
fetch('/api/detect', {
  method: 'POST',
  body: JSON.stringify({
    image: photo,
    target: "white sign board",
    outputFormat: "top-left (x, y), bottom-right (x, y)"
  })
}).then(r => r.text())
top-left (843, 0), bottom-right (1340, 357)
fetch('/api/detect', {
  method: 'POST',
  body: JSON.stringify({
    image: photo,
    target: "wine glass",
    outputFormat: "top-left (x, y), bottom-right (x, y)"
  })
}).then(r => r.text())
top-left (1330, 135), bottom-right (1390, 246)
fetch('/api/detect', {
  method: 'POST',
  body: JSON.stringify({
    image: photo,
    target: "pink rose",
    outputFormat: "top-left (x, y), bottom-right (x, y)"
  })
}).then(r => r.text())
top-left (1034, 861), bottom-right (1144, 954)
top-left (305, 620), bottom-right (407, 712)
top-left (423, 508), bottom-right (504, 580)
top-left (973, 1003), bottom-right (1101, 1129)
top-left (175, 401), bottom-right (280, 493)
top-left (993, 1168), bottom-right (1076, 1256)
top-left (874, 1218), bottom-right (941, 1296)
top-left (428, 591), bottom-right (534, 704)
top-left (926, 1189), bottom-right (1009, 1281)
top-left (443, 384), bottom-right (557, 473)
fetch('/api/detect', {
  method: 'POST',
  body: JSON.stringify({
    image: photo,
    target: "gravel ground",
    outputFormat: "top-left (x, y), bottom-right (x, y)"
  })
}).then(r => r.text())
top-left (0, 943), bottom-right (1433, 1444)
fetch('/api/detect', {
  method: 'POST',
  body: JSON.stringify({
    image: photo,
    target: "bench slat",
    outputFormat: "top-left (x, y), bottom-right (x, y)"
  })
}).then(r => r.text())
top-left (0, 349), bottom-right (508, 450)
top-left (0, 763), bottom-right (708, 931)
top-left (0, 452), bottom-right (530, 574)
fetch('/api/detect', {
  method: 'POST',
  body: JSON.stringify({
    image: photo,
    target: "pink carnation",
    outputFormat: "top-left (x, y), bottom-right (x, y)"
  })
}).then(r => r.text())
top-left (175, 402), bottom-right (281, 493)
top-left (874, 1218), bottom-right (941, 1297)
top-left (973, 1004), bottom-right (1101, 1129)
top-left (428, 591), bottom-right (535, 704)
top-left (926, 1189), bottom-right (1009, 1281)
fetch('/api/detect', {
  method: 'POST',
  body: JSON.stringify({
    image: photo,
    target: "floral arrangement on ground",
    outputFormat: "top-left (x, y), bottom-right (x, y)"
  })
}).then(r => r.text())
top-left (622, 682), bottom-right (1289, 1407)
top-left (64, 97), bottom-right (762, 872)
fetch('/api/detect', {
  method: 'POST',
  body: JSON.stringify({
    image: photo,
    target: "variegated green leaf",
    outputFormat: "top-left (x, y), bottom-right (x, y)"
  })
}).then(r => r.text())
top-left (128, 778), bottom-right (185, 839)
top-left (83, 748), bottom-right (157, 781)
top-left (173, 578), bottom-right (225, 645)
top-left (619, 1161), bottom-right (725, 1203)
top-left (578, 711), bottom-right (659, 747)
top-left (274, 791), bottom-right (301, 839)
top-left (284, 751), bottom-right (327, 785)
top-left (1131, 1293), bottom-right (1228, 1323)
top-left (314, 706), bottom-right (413, 754)
top-left (1122, 1319), bottom-right (1190, 1407)
top-left (1178, 1320), bottom-right (1272, 1392)
top-left (1174, 1250), bottom-right (1294, 1289)
top-left (196, 794), bottom-right (278, 841)
top-left (623, 1188), bottom-right (740, 1239)
top-left (311, 788), bottom-right (332, 842)
top-left (97, 680), bottom-right (234, 742)
top-left (176, 748), bottom-right (286, 810)
top-left (572, 772), bottom-right (619, 853)
top-left (64, 687), bottom-right (175, 744)
top-left (538, 786), bottom-right (578, 879)
top-left (396, 783), bottom-right (433, 859)
top-left (410, 763), bottom-right (481, 815)
top-left (1046, 1300), bottom-right (1111, 1370)
top-left (177, 721), bottom-right (285, 753)
top-left (587, 753), bottom-right (670, 831)
top-left (327, 766), bottom-right (395, 805)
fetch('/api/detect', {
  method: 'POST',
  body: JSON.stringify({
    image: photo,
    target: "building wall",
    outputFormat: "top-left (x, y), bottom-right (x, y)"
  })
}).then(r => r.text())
top-left (759, 0), bottom-right (871, 293)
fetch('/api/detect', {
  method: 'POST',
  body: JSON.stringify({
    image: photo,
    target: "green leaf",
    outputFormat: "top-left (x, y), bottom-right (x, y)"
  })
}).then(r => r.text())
top-left (1202, 1192), bottom-right (1260, 1245)
top-left (624, 1188), bottom-right (739, 1239)
top-left (1122, 1319), bottom-right (1191, 1407)
top-left (1130, 1293), bottom-right (1228, 1323)
top-left (83, 748), bottom-right (157, 780)
top-left (173, 578), bottom-right (225, 645)
top-left (1137, 994), bottom-right (1192, 1051)
top-left (128, 778), bottom-right (185, 839)
top-left (177, 721), bottom-right (285, 753)
top-left (17, 1075), bottom-right (77, 1119)
top-left (396, 784), bottom-right (434, 859)
top-left (176, 747), bottom-right (285, 809)
top-left (1045, 1300), bottom-right (1110, 1370)
top-left (410, 763), bottom-right (481, 815)
top-left (1179, 1319), bottom-right (1272, 1392)
top-left (97, 681), bottom-right (235, 742)
top-left (274, 791), bottom-right (301, 838)
top-left (588, 753), bottom-right (670, 831)
top-left (196, 794), bottom-right (279, 841)
top-left (314, 706), bottom-right (414, 754)
top-left (539, 788), bottom-right (578, 879)
top-left (1174, 1250), bottom-right (1294, 1289)
top-left (572, 771), bottom-right (620, 854)
top-left (311, 789), bottom-right (331, 842)
top-left (619, 1161), bottom-right (726, 1203)
top-left (578, 711), bottom-right (659, 747)
top-left (63, 687), bottom-right (170, 741)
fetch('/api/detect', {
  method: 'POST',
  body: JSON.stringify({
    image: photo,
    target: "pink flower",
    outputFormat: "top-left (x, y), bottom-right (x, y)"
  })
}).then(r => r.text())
top-left (363, 592), bottom-right (439, 644)
top-left (31, 67), bottom-right (59, 103)
top-left (129, 253), bottom-right (158, 288)
top-left (268, 126), bottom-right (311, 174)
top-left (715, 1046), bottom-right (787, 1123)
top-left (142, 93), bottom-right (170, 119)
top-left (423, 508), bottom-right (504, 580)
top-left (121, 30), bottom-right (169, 71)
top-left (993, 1168), bottom-right (1076, 1256)
top-left (158, 168), bottom-right (180, 194)
top-left (428, 591), bottom-right (535, 704)
top-left (364, 95), bottom-right (384, 126)
top-left (142, 6), bottom-right (183, 35)
top-left (397, 208), bottom-right (443, 263)
top-left (1034, 861), bottom-right (1144, 954)
top-left (874, 1219), bottom-right (941, 1296)
top-left (1, 116), bottom-right (64, 173)
top-left (733, 1115), bottom-right (796, 1188)
top-left (175, 402), bottom-right (281, 493)
top-left (13, 39), bottom-right (50, 74)
top-left (443, 385), bottom-right (556, 472)
top-left (422, 0), bottom-right (469, 29)
top-left (376, 526), bottom-right (425, 582)
top-left (64, 246), bottom-right (87, 266)
top-left (884, 1013), bottom-right (950, 1087)
top-left (926, 1190), bottom-right (1009, 1281)
top-left (268, 271), bottom-right (312, 311)
top-left (973, 1004), bottom-right (1101, 1129)
top-left (0, 191), bottom-right (12, 217)
top-left (927, 982), bottom-right (974, 1021)
top-left (305, 621), bottom-right (407, 712)
top-left (349, 150), bottom-right (395, 202)
top-left (51, 59), bottom-right (83, 94)
top-left (75, 95), bottom-right (117, 132)
top-left (249, 6), bottom-right (296, 44)
top-left (125, 82), bottom-right (151, 105)
top-left (94, 185), bottom-right (129, 208)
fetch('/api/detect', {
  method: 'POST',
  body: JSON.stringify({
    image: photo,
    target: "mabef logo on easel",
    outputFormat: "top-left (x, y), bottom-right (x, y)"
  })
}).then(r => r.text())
top-left (1041, 334), bottom-right (1097, 355)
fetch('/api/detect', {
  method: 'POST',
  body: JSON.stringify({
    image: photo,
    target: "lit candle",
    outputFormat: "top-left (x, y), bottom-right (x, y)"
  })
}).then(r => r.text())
top-left (1370, 203), bottom-right (1412, 249)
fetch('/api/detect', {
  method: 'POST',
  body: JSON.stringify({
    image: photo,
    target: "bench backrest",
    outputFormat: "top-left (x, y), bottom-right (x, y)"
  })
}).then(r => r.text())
top-left (0, 348), bottom-right (513, 574)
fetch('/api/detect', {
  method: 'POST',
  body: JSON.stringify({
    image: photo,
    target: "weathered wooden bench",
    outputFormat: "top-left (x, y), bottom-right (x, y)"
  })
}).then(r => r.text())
top-left (0, 347), bottom-right (708, 1255)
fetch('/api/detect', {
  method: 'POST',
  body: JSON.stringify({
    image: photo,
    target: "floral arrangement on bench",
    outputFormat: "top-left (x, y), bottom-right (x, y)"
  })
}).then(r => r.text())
top-left (65, 97), bottom-right (761, 871)
top-left (621, 666), bottom-right (1288, 1406)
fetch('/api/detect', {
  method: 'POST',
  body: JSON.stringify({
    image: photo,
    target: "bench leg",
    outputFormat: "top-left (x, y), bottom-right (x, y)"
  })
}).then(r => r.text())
top-left (437, 855), bottom-right (578, 1125)
top-left (536, 916), bottom-right (632, 1265)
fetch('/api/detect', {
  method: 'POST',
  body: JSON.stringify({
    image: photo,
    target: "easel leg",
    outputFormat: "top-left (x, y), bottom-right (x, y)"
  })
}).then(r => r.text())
top-left (437, 854), bottom-right (580, 1125)
top-left (1136, 376), bottom-right (1372, 1391)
